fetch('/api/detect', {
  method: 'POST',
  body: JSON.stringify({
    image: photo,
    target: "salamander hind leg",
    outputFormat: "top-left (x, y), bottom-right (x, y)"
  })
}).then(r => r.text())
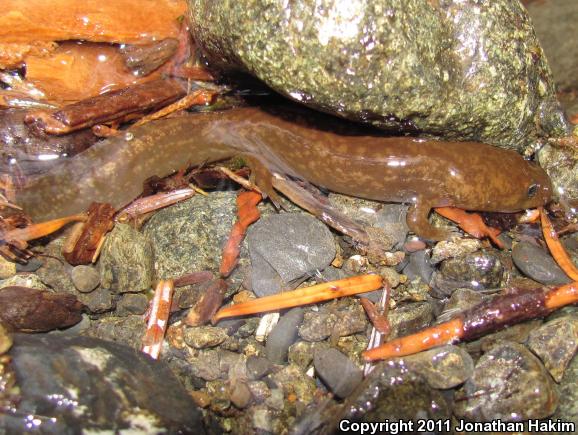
top-left (406, 200), bottom-right (451, 242)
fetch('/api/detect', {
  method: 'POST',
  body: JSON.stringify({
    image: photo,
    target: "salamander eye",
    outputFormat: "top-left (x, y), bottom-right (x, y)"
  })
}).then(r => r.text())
top-left (527, 183), bottom-right (538, 198)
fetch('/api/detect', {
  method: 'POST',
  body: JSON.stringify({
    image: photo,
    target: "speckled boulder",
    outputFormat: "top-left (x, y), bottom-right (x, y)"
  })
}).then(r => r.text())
top-left (189, 0), bottom-right (569, 151)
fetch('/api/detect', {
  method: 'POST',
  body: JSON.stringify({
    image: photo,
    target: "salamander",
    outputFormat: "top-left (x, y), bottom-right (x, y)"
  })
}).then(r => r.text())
top-left (14, 106), bottom-right (552, 240)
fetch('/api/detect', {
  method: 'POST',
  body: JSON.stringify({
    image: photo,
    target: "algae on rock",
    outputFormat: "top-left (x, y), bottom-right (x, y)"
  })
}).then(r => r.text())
top-left (189, 0), bottom-right (570, 152)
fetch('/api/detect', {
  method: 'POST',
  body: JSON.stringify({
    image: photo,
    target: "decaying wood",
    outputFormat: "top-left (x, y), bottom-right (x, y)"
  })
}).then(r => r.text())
top-left (186, 279), bottom-right (228, 326)
top-left (25, 79), bottom-right (187, 134)
top-left (0, 286), bottom-right (84, 332)
top-left (62, 202), bottom-right (115, 265)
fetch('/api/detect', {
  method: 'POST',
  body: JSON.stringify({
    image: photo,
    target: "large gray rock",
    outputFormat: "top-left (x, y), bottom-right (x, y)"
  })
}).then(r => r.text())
top-left (0, 335), bottom-right (205, 434)
top-left (189, 0), bottom-right (569, 151)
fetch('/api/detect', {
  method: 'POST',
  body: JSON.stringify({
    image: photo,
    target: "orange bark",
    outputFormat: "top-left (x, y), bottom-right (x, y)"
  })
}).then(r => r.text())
top-left (24, 42), bottom-right (162, 104)
top-left (0, 0), bottom-right (185, 45)
top-left (0, 41), bottom-right (57, 69)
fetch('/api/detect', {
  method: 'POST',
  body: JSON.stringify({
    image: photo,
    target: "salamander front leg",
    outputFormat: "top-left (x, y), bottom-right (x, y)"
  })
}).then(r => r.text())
top-left (407, 201), bottom-right (451, 241)
top-left (242, 155), bottom-right (283, 208)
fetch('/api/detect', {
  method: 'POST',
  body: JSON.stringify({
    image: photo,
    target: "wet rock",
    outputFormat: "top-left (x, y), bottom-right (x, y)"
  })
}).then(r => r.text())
top-left (115, 293), bottom-right (148, 316)
top-left (432, 250), bottom-right (504, 297)
top-left (553, 345), bottom-right (578, 426)
top-left (402, 250), bottom-right (434, 284)
top-left (247, 214), bottom-right (335, 297)
top-left (299, 303), bottom-right (367, 342)
top-left (184, 326), bottom-right (229, 349)
top-left (1, 335), bottom-right (204, 433)
top-left (338, 361), bottom-right (451, 424)
top-left (400, 345), bottom-right (473, 389)
top-left (0, 286), bottom-right (83, 332)
top-left (70, 265), bottom-right (101, 293)
top-left (82, 315), bottom-right (146, 350)
top-left (527, 315), bottom-right (578, 382)
top-left (100, 223), bottom-right (154, 293)
top-left (314, 348), bottom-right (363, 398)
top-left (430, 239), bottom-right (483, 264)
top-left (265, 307), bottom-right (304, 364)
top-left (512, 241), bottom-right (571, 285)
top-left (144, 191), bottom-right (237, 278)
top-left (189, 0), bottom-right (566, 150)
top-left (246, 355), bottom-right (274, 380)
top-left (388, 302), bottom-right (434, 339)
top-left (455, 341), bottom-right (558, 421)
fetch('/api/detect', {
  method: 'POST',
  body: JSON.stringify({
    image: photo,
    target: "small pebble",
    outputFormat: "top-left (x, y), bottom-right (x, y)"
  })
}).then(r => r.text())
top-left (432, 250), bottom-right (504, 297)
top-left (266, 308), bottom-right (304, 364)
top-left (70, 265), bottom-right (101, 293)
top-left (299, 304), bottom-right (367, 342)
top-left (401, 345), bottom-right (474, 389)
top-left (184, 326), bottom-right (228, 349)
top-left (314, 348), bottom-right (363, 398)
top-left (375, 204), bottom-right (410, 248)
top-left (252, 408), bottom-right (274, 432)
top-left (247, 356), bottom-right (274, 380)
top-left (388, 302), bottom-right (434, 339)
top-left (15, 257), bottom-right (43, 273)
top-left (247, 381), bottom-right (270, 404)
top-left (402, 250), bottom-right (434, 283)
top-left (430, 239), bottom-right (482, 264)
top-left (0, 257), bottom-right (16, 279)
top-left (230, 380), bottom-right (252, 408)
top-left (116, 293), bottom-right (148, 316)
top-left (512, 242), bottom-right (571, 285)
top-left (438, 288), bottom-right (485, 322)
top-left (247, 214), bottom-right (336, 297)
top-left (265, 388), bottom-right (285, 411)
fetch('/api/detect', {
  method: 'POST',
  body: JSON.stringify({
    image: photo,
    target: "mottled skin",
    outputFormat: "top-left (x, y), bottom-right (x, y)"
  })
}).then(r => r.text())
top-left (16, 106), bottom-right (552, 240)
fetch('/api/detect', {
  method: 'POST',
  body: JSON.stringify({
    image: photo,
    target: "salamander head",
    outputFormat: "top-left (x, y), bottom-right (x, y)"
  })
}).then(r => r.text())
top-left (511, 161), bottom-right (552, 211)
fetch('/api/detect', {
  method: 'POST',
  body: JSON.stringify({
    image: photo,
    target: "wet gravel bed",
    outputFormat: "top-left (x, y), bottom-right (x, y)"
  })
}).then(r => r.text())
top-left (1, 189), bottom-right (578, 433)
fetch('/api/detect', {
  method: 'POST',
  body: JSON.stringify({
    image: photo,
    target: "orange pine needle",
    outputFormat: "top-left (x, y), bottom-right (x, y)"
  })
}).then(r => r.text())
top-left (362, 317), bottom-right (464, 361)
top-left (212, 274), bottom-right (383, 323)
top-left (545, 282), bottom-right (578, 310)
top-left (219, 191), bottom-right (262, 278)
top-left (435, 207), bottom-right (503, 248)
top-left (540, 207), bottom-right (578, 281)
top-left (2, 213), bottom-right (86, 243)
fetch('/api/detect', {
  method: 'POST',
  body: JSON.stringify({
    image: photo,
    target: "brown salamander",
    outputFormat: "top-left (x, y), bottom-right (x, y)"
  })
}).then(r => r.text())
top-left (14, 106), bottom-right (552, 240)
